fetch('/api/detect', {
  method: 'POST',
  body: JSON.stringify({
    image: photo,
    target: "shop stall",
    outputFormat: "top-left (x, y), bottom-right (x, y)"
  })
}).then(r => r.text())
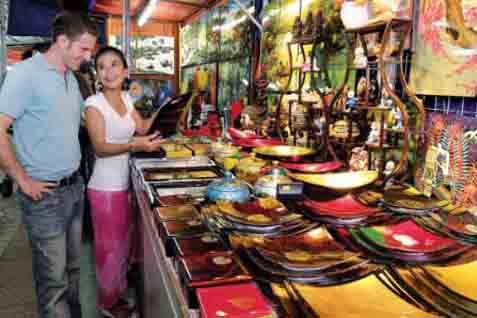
top-left (124, 0), bottom-right (477, 316)
top-left (3, 0), bottom-right (477, 317)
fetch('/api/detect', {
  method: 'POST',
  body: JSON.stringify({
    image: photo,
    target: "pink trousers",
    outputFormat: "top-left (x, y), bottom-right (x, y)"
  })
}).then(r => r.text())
top-left (87, 189), bottom-right (134, 310)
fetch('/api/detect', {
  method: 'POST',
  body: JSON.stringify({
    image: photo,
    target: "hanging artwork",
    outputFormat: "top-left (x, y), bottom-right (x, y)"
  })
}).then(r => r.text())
top-left (410, 0), bottom-right (477, 96)
top-left (219, 0), bottom-right (252, 59)
top-left (415, 113), bottom-right (477, 210)
top-left (218, 57), bottom-right (250, 111)
top-left (109, 35), bottom-right (175, 75)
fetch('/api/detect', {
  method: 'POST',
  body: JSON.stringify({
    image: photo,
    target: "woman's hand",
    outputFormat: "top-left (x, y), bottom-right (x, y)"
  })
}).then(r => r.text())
top-left (131, 131), bottom-right (163, 152)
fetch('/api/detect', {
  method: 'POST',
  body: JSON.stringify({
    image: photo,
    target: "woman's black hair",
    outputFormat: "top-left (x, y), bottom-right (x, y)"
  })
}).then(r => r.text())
top-left (94, 46), bottom-right (130, 90)
top-left (94, 46), bottom-right (128, 71)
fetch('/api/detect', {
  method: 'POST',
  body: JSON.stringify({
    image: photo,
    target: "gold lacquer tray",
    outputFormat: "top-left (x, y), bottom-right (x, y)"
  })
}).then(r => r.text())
top-left (424, 261), bottom-right (477, 301)
top-left (290, 171), bottom-right (378, 192)
top-left (253, 146), bottom-right (316, 158)
top-left (286, 276), bottom-right (437, 317)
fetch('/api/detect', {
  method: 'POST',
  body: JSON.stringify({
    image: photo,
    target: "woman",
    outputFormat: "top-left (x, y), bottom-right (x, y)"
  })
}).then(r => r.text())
top-left (85, 46), bottom-right (162, 317)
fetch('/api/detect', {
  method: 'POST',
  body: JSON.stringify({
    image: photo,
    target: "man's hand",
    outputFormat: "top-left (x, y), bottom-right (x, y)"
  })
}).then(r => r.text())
top-left (18, 176), bottom-right (57, 201)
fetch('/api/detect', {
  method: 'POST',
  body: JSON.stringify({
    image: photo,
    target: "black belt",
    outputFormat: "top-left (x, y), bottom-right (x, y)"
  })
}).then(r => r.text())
top-left (47, 171), bottom-right (80, 187)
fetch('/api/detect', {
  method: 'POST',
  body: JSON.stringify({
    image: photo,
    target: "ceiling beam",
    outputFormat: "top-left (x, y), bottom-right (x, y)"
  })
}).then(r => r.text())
top-left (182, 0), bottom-right (224, 24)
top-left (161, 0), bottom-right (208, 8)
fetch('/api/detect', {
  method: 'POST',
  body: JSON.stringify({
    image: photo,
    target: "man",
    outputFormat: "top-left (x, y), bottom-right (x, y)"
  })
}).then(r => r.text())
top-left (0, 11), bottom-right (97, 318)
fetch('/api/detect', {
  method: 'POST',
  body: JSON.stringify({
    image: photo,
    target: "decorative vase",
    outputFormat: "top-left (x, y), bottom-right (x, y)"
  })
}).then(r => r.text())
top-left (340, 1), bottom-right (369, 29)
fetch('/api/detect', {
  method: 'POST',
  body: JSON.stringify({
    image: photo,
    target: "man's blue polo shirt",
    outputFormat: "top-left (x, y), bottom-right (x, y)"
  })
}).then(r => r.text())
top-left (0, 53), bottom-right (84, 180)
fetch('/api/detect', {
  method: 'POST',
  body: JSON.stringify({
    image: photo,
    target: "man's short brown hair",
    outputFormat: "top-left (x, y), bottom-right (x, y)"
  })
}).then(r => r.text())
top-left (51, 11), bottom-right (98, 43)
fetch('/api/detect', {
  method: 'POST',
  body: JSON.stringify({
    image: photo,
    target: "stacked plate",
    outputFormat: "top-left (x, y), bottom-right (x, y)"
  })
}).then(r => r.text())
top-left (279, 161), bottom-right (343, 173)
top-left (382, 261), bottom-right (477, 318)
top-left (289, 171), bottom-right (379, 193)
top-left (329, 219), bottom-right (471, 264)
top-left (380, 188), bottom-right (449, 215)
top-left (270, 274), bottom-right (437, 317)
top-left (297, 194), bottom-right (394, 227)
top-left (201, 198), bottom-right (313, 237)
top-left (414, 210), bottom-right (477, 245)
top-left (178, 251), bottom-right (253, 307)
top-left (233, 227), bottom-right (380, 285)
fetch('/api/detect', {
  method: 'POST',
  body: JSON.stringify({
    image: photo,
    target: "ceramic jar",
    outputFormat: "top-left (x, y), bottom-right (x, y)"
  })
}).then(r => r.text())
top-left (210, 139), bottom-right (239, 166)
top-left (255, 162), bottom-right (292, 198)
top-left (207, 171), bottom-right (251, 203)
top-left (340, 1), bottom-right (369, 29)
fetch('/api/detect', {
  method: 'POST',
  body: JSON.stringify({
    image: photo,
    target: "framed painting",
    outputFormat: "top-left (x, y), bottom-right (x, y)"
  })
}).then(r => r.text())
top-left (110, 35), bottom-right (175, 75)
top-left (128, 74), bottom-right (173, 115)
top-left (410, 0), bottom-right (477, 96)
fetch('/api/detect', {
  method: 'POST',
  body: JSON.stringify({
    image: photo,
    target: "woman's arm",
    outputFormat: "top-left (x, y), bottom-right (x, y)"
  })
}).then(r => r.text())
top-left (85, 106), bottom-right (162, 157)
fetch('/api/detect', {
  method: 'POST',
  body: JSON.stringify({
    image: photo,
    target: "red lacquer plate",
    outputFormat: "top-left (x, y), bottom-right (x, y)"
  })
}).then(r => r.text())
top-left (261, 227), bottom-right (351, 256)
top-left (358, 219), bottom-right (459, 253)
top-left (279, 161), bottom-right (343, 173)
top-left (197, 283), bottom-right (274, 318)
top-left (180, 251), bottom-right (252, 288)
top-left (231, 137), bottom-right (284, 148)
top-left (228, 128), bottom-right (260, 139)
top-left (303, 194), bottom-right (382, 218)
top-left (174, 234), bottom-right (229, 257)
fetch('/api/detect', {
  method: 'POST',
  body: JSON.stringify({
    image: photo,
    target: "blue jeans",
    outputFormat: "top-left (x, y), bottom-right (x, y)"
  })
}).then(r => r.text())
top-left (16, 177), bottom-right (85, 318)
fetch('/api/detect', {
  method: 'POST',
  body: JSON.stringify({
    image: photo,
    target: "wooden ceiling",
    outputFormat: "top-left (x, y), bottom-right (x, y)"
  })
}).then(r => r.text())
top-left (92, 0), bottom-right (218, 24)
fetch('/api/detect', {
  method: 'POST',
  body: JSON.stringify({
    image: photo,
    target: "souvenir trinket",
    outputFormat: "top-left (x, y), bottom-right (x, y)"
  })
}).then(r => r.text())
top-left (207, 171), bottom-right (251, 203)
top-left (353, 46), bottom-right (367, 69)
top-left (255, 161), bottom-right (293, 197)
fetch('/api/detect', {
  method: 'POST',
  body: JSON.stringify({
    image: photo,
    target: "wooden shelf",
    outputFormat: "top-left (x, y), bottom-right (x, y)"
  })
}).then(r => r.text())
top-left (384, 128), bottom-right (405, 133)
top-left (345, 18), bottom-right (411, 35)
top-left (289, 36), bottom-right (321, 45)
top-left (365, 143), bottom-right (396, 150)
top-left (359, 106), bottom-right (392, 112)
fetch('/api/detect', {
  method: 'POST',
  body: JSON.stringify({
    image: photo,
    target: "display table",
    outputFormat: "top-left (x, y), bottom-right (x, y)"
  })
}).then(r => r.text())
top-left (131, 158), bottom-right (199, 318)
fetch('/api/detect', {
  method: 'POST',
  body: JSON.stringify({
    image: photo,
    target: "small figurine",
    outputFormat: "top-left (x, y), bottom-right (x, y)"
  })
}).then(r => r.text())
top-left (240, 105), bottom-right (261, 132)
top-left (303, 11), bottom-right (315, 37)
top-left (354, 47), bottom-right (367, 69)
top-left (356, 76), bottom-right (368, 101)
top-left (292, 16), bottom-right (303, 40)
top-left (314, 116), bottom-right (327, 136)
top-left (373, 157), bottom-right (383, 172)
top-left (283, 125), bottom-right (293, 145)
top-left (384, 160), bottom-right (396, 176)
top-left (391, 105), bottom-right (403, 130)
top-left (296, 130), bottom-right (308, 147)
top-left (314, 10), bottom-right (323, 36)
top-left (368, 78), bottom-right (380, 104)
top-left (349, 146), bottom-right (369, 171)
top-left (367, 121), bottom-right (380, 145)
top-left (259, 117), bottom-right (271, 137)
top-left (302, 56), bottom-right (312, 72)
top-left (345, 90), bottom-right (359, 112)
top-left (335, 85), bottom-right (349, 112)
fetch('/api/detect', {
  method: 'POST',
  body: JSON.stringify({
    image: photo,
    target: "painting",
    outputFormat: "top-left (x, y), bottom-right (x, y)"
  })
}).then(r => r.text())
top-left (109, 35), bottom-right (175, 75)
top-left (219, 0), bottom-right (252, 59)
top-left (260, 0), bottom-right (351, 92)
top-left (128, 75), bottom-right (172, 115)
top-left (410, 0), bottom-right (477, 96)
top-left (218, 57), bottom-right (250, 111)
top-left (415, 113), bottom-right (477, 209)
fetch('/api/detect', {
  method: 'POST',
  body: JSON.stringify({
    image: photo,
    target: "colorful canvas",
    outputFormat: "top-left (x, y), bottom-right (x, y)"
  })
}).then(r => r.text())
top-left (410, 0), bottom-right (477, 96)
top-left (219, 0), bottom-right (252, 59)
top-left (415, 113), bottom-right (477, 210)
top-left (218, 57), bottom-right (250, 111)
top-left (261, 0), bottom-right (351, 93)
top-left (109, 35), bottom-right (174, 74)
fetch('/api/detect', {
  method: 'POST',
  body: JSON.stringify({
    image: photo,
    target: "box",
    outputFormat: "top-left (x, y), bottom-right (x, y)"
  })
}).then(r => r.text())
top-left (197, 282), bottom-right (274, 318)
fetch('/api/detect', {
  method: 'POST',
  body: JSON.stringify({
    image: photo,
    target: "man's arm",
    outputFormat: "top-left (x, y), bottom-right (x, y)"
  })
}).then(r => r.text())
top-left (0, 114), bottom-right (56, 200)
